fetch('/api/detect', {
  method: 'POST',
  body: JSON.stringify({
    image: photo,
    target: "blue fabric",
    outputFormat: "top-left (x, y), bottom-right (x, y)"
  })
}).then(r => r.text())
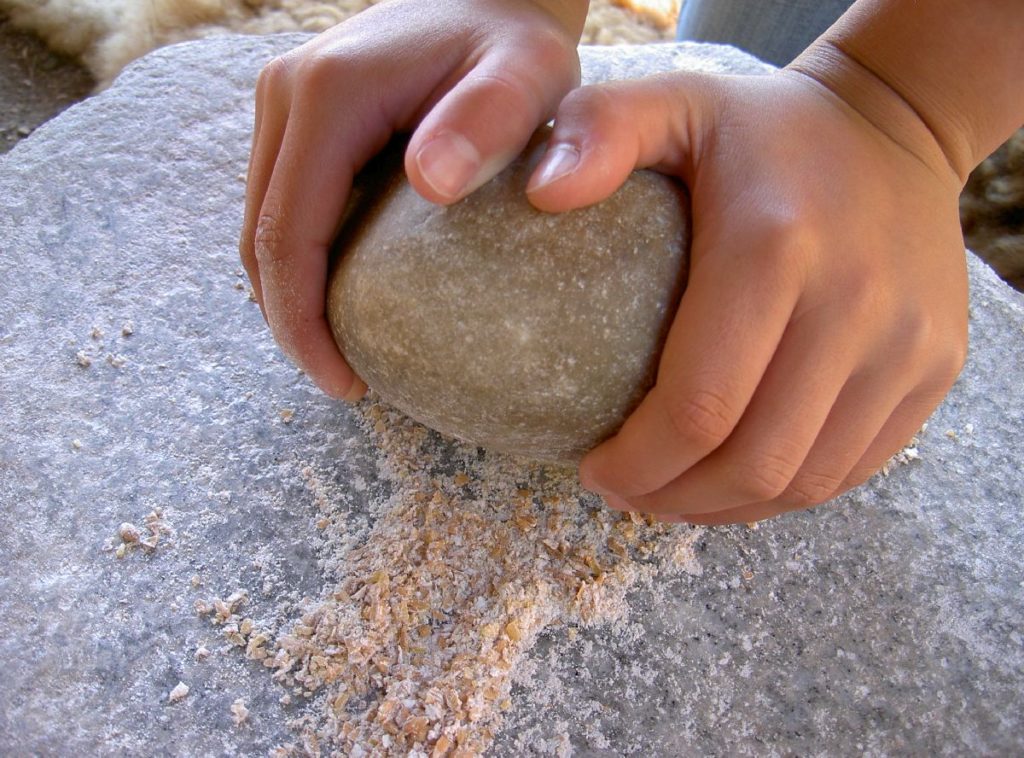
top-left (676, 0), bottom-right (856, 66)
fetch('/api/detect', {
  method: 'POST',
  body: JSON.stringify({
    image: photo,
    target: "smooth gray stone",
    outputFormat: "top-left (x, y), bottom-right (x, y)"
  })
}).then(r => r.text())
top-left (1, 33), bottom-right (1022, 757)
top-left (328, 131), bottom-right (689, 463)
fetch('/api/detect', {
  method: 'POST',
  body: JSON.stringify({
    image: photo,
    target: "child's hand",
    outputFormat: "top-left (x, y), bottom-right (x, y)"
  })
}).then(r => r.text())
top-left (527, 68), bottom-right (969, 525)
top-left (239, 0), bottom-right (585, 398)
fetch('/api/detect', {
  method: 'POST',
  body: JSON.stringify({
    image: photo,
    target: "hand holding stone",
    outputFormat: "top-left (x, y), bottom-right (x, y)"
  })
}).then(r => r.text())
top-left (238, 0), bottom-right (584, 399)
top-left (527, 70), bottom-right (969, 525)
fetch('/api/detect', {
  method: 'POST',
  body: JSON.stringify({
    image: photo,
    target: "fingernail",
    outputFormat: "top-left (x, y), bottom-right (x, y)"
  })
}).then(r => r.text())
top-left (415, 132), bottom-right (481, 200)
top-left (659, 514), bottom-right (689, 524)
top-left (578, 468), bottom-right (605, 495)
top-left (527, 143), bottom-right (580, 192)
top-left (601, 492), bottom-right (635, 512)
top-left (342, 376), bottom-right (368, 403)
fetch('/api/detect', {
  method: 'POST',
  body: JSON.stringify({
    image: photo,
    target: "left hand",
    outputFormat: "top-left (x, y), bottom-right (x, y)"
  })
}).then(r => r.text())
top-left (526, 68), bottom-right (968, 525)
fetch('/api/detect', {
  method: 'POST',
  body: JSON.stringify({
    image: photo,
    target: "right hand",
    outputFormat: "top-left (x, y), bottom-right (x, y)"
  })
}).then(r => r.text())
top-left (239, 0), bottom-right (585, 399)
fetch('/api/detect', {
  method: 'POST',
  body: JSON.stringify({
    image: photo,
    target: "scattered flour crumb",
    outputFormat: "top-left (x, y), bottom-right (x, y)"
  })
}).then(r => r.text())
top-left (112, 510), bottom-right (174, 558)
top-left (206, 395), bottom-right (703, 756)
top-left (168, 682), bottom-right (189, 703)
top-left (882, 426), bottom-right (927, 475)
top-left (231, 698), bottom-right (250, 726)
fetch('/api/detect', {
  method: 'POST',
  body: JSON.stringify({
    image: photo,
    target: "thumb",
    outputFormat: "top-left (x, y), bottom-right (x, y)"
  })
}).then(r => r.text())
top-left (405, 32), bottom-right (580, 204)
top-left (526, 72), bottom-right (712, 212)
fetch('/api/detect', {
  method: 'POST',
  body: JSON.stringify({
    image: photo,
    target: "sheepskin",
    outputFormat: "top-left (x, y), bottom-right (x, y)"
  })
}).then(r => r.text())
top-left (0, 0), bottom-right (676, 88)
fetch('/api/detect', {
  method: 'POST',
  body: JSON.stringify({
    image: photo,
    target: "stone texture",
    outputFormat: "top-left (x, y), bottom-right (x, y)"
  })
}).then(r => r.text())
top-left (328, 130), bottom-right (689, 463)
top-left (1, 33), bottom-right (1022, 756)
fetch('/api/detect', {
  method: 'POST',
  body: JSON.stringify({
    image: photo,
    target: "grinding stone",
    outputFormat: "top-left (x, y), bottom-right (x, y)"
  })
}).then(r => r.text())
top-left (4, 34), bottom-right (1024, 757)
top-left (327, 130), bottom-right (690, 462)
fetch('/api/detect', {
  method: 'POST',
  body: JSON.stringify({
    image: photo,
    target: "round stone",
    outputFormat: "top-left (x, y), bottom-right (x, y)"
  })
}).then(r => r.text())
top-left (327, 130), bottom-right (690, 463)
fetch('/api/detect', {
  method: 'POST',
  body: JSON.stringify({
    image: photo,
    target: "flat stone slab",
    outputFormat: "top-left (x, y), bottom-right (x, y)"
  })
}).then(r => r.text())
top-left (1, 34), bottom-right (1022, 756)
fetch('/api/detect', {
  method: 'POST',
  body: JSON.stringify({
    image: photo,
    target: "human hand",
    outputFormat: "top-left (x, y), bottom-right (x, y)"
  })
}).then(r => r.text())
top-left (239, 0), bottom-right (585, 398)
top-left (527, 66), bottom-right (969, 525)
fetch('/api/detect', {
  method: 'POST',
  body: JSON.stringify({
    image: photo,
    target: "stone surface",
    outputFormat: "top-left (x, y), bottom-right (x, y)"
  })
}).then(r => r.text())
top-left (328, 130), bottom-right (689, 463)
top-left (1, 33), bottom-right (1023, 756)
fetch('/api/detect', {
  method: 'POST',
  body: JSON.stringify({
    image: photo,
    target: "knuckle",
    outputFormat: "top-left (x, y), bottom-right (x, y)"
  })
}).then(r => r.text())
top-left (843, 464), bottom-right (882, 491)
top-left (468, 71), bottom-right (534, 109)
top-left (937, 334), bottom-right (968, 381)
top-left (662, 387), bottom-right (738, 451)
top-left (254, 212), bottom-right (286, 268)
top-left (523, 27), bottom-right (577, 75)
top-left (753, 210), bottom-right (815, 264)
top-left (784, 469), bottom-right (845, 506)
top-left (258, 54), bottom-right (292, 93)
top-left (897, 306), bottom-right (937, 359)
top-left (461, 35), bottom-right (577, 128)
top-left (839, 266), bottom-right (886, 320)
top-left (732, 448), bottom-right (801, 502)
top-left (560, 83), bottom-right (619, 125)
top-left (295, 51), bottom-right (343, 93)
top-left (452, 70), bottom-right (549, 140)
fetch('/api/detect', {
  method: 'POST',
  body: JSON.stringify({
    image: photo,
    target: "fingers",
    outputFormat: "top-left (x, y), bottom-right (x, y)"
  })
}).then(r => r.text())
top-left (579, 211), bottom-right (806, 500)
top-left (649, 360), bottom-right (907, 523)
top-left (248, 53), bottom-right (400, 399)
top-left (254, 140), bottom-right (364, 400)
top-left (647, 347), bottom-right (962, 526)
top-left (240, 57), bottom-right (291, 319)
top-left (242, 43), bottom-right (432, 397)
top-left (839, 381), bottom-right (960, 492)
top-left (773, 368), bottom-right (909, 506)
top-left (406, 31), bottom-right (580, 204)
top-left (559, 69), bottom-right (970, 526)
top-left (786, 315), bottom-right (965, 502)
top-left (673, 388), bottom-right (947, 527)
top-left (239, 28), bottom-right (469, 399)
top-left (609, 301), bottom-right (865, 517)
top-left (240, 17), bottom-right (581, 400)
top-left (526, 73), bottom-right (710, 212)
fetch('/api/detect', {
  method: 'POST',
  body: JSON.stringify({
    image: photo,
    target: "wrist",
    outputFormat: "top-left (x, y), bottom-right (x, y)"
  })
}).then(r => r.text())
top-left (788, 0), bottom-right (1024, 186)
top-left (786, 41), bottom-right (962, 188)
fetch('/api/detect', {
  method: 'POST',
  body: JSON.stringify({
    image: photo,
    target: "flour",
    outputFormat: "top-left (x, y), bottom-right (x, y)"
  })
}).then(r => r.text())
top-left (197, 394), bottom-right (701, 755)
top-left (193, 385), bottom-right (935, 755)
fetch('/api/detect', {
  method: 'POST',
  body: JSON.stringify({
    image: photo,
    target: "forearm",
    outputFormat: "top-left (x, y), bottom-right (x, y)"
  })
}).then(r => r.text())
top-left (790, 0), bottom-right (1024, 183)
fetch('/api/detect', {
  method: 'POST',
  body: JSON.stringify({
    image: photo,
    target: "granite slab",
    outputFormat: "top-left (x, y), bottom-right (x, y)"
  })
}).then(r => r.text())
top-left (1, 33), bottom-right (1022, 756)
